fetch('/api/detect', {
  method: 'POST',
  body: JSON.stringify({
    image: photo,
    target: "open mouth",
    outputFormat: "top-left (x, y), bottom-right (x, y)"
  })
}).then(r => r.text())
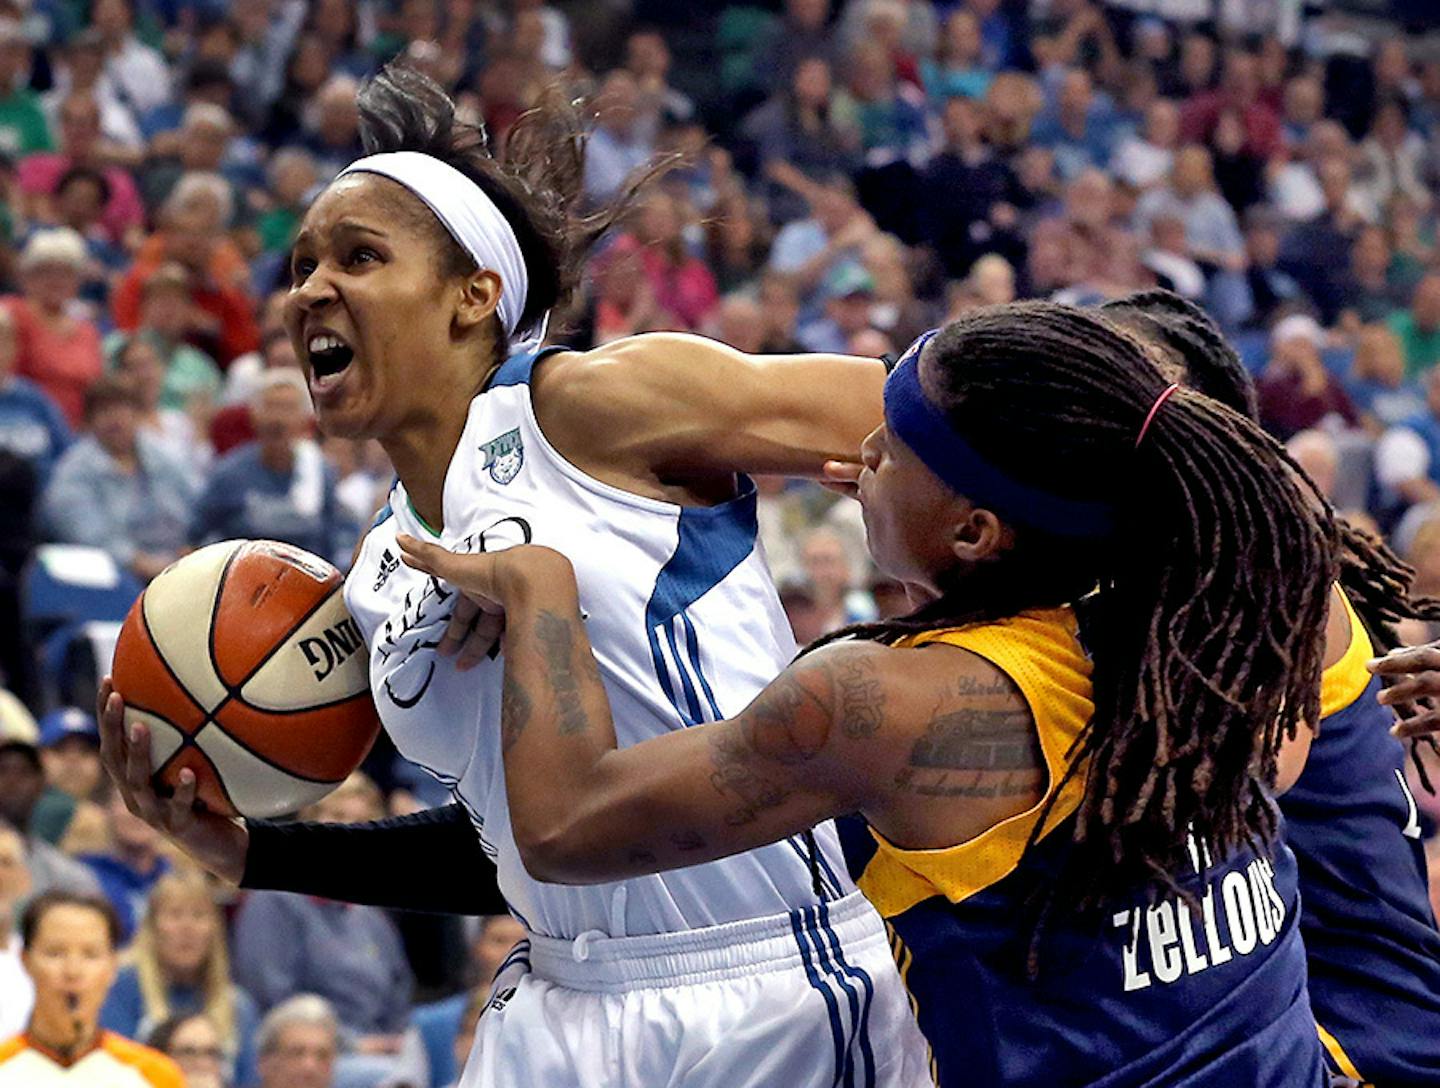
top-left (306, 333), bottom-right (354, 392)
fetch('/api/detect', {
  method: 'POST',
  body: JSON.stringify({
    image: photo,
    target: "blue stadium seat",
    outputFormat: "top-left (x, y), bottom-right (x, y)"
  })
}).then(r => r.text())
top-left (412, 992), bottom-right (468, 1088)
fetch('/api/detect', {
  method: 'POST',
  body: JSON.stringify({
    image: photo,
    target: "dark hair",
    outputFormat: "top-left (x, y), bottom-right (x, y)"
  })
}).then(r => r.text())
top-left (146, 1012), bottom-right (216, 1055)
top-left (55, 165), bottom-right (111, 206)
top-left (83, 373), bottom-right (141, 419)
top-left (21, 890), bottom-right (121, 950)
top-left (353, 64), bottom-right (663, 356)
top-left (810, 301), bottom-right (1338, 910)
top-left (1101, 289), bottom-right (1440, 779)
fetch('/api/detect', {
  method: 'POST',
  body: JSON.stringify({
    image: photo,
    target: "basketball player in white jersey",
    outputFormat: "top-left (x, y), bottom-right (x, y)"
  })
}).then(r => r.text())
top-left (97, 66), bottom-right (932, 1088)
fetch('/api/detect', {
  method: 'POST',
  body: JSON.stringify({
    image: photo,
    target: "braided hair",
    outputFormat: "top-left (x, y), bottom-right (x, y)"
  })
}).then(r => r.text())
top-left (1101, 288), bottom-right (1440, 786)
top-left (810, 301), bottom-right (1340, 905)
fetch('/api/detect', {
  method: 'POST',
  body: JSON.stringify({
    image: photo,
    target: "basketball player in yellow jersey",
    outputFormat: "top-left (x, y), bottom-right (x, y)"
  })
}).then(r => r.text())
top-left (0, 892), bottom-right (183, 1088)
top-left (400, 303), bottom-right (1337, 1087)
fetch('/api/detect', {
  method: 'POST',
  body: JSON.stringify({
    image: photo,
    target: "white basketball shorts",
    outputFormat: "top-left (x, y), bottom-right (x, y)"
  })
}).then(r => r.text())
top-left (459, 890), bottom-right (935, 1087)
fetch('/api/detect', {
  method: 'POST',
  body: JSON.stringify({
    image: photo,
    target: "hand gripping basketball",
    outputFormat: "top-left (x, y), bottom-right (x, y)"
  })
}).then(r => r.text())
top-left (96, 677), bottom-right (249, 885)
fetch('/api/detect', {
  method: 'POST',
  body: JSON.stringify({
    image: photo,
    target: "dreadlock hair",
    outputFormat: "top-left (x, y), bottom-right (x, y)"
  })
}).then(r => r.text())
top-left (809, 301), bottom-right (1340, 907)
top-left (353, 64), bottom-right (668, 358)
top-left (1101, 288), bottom-right (1440, 786)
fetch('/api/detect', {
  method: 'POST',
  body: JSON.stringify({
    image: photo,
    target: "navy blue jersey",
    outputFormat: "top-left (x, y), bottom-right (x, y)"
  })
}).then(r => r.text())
top-left (839, 611), bottom-right (1326, 1088)
top-left (1279, 594), bottom-right (1440, 1086)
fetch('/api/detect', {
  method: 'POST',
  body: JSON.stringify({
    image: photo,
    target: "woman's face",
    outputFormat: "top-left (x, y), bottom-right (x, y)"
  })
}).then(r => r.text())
top-left (24, 262), bottom-right (81, 311)
top-left (285, 175), bottom-right (492, 440)
top-left (22, 905), bottom-right (116, 1031)
top-left (153, 893), bottom-right (215, 977)
top-left (168, 1016), bottom-right (225, 1085)
top-left (945, 12), bottom-right (980, 62)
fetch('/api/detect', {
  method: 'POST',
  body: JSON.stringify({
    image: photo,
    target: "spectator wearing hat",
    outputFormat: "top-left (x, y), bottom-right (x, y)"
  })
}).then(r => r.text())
top-left (41, 374), bottom-right (197, 583)
top-left (0, 820), bottom-right (33, 1039)
top-left (105, 263), bottom-right (222, 413)
top-left (1258, 313), bottom-right (1359, 440)
top-left (4, 228), bottom-right (103, 429)
top-left (191, 370), bottom-right (353, 568)
top-left (798, 261), bottom-right (877, 352)
top-left (0, 305), bottom-right (69, 485)
top-left (112, 173), bottom-right (260, 366)
top-left (0, 20), bottom-right (52, 157)
top-left (17, 93), bottom-right (146, 248)
top-left (0, 715), bottom-right (100, 899)
top-left (36, 708), bottom-right (101, 806)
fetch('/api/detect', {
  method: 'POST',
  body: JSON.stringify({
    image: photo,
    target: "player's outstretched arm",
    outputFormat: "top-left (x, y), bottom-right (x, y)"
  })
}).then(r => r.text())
top-left (398, 535), bottom-right (903, 884)
top-left (534, 333), bottom-right (887, 484)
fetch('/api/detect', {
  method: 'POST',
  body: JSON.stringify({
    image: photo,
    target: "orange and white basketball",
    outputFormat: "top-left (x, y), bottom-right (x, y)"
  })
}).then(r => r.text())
top-left (111, 540), bottom-right (381, 819)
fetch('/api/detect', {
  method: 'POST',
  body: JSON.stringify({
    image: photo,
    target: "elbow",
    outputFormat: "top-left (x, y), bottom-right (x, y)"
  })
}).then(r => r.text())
top-left (513, 820), bottom-right (606, 885)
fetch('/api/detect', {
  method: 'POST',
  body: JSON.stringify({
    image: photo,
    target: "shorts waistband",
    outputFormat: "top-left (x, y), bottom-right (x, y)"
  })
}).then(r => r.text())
top-left (526, 890), bottom-right (886, 992)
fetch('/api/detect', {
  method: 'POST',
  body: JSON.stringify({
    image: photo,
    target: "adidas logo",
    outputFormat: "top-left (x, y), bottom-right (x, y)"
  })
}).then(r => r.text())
top-left (373, 548), bottom-right (400, 591)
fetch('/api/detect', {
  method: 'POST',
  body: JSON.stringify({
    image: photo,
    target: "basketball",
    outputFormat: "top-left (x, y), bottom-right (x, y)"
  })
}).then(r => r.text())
top-left (111, 539), bottom-right (381, 819)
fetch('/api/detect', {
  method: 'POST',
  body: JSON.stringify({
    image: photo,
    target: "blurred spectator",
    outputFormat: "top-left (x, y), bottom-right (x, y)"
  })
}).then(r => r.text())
top-left (1387, 272), bottom-right (1440, 380)
top-left (80, 789), bottom-right (169, 943)
top-left (1110, 98), bottom-right (1179, 191)
top-left (112, 173), bottom-right (261, 365)
top-left (234, 776), bottom-right (423, 1088)
top-left (1281, 74), bottom-right (1324, 149)
top-left (41, 374), bottom-right (196, 582)
top-left (0, 20), bottom-right (52, 156)
top-left (147, 1012), bottom-right (228, 1088)
top-left (0, 305), bottom-right (69, 484)
top-left (111, 331), bottom-right (212, 474)
top-left (1347, 323), bottom-right (1423, 436)
top-left (4, 892), bottom-right (183, 1085)
top-left (1339, 225), bottom-right (1408, 328)
top-left (90, 0), bottom-right (172, 116)
top-left (43, 29), bottom-right (142, 155)
top-left (1257, 314), bottom-right (1358, 440)
top-left (0, 821), bottom-right (33, 1039)
top-left (708, 293), bottom-right (765, 353)
top-left (6, 228), bottom-right (104, 428)
top-left (1031, 67), bottom-right (1118, 182)
top-left (921, 11), bottom-right (992, 104)
top-left (748, 0), bottom-right (838, 98)
top-left (19, 93), bottom-right (145, 247)
top-left (101, 870), bottom-right (259, 1088)
top-left (138, 103), bottom-right (246, 217)
top-left (768, 173), bottom-right (877, 318)
top-left (36, 707), bottom-right (100, 803)
top-left (829, 38), bottom-right (927, 159)
top-left (1180, 49), bottom-right (1281, 161)
top-left (1356, 97), bottom-right (1430, 216)
top-left (300, 75), bottom-right (363, 181)
top-left (922, 94), bottom-right (1021, 279)
top-left (704, 192), bottom-right (772, 294)
top-left (0, 713), bottom-right (101, 898)
top-left (756, 272), bottom-right (804, 353)
top-left (1286, 429), bottom-right (1340, 502)
top-left (1279, 152), bottom-right (1371, 323)
top-left (591, 235), bottom-right (672, 345)
top-left (626, 191), bottom-right (718, 331)
top-left (1241, 206), bottom-right (1305, 329)
top-left (108, 262), bottom-right (223, 412)
top-left (256, 148), bottom-right (319, 258)
top-left (799, 261), bottom-right (877, 352)
top-left (51, 166), bottom-right (130, 300)
top-left (1376, 367), bottom-right (1440, 515)
top-left (859, 231), bottom-right (932, 346)
top-left (799, 526), bottom-right (876, 633)
top-left (742, 57), bottom-right (860, 226)
top-left (1387, 193), bottom-right (1433, 292)
top-left (967, 253), bottom-right (1016, 307)
top-left (625, 28), bottom-right (694, 128)
top-left (191, 370), bottom-right (351, 567)
top-left (255, 995), bottom-right (338, 1088)
top-left (584, 70), bottom-right (655, 207)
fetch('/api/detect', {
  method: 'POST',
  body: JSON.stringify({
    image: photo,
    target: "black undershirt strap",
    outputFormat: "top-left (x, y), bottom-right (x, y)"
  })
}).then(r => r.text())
top-left (240, 802), bottom-right (508, 916)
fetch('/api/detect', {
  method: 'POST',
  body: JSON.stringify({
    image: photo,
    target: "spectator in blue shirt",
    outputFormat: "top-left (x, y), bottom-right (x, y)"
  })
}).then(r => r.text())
top-left (1031, 67), bottom-right (1118, 181)
top-left (191, 369), bottom-right (354, 568)
top-left (582, 70), bottom-right (655, 206)
top-left (41, 374), bottom-right (196, 583)
top-left (921, 11), bottom-right (993, 105)
top-left (81, 789), bottom-right (169, 943)
top-left (0, 305), bottom-right (69, 485)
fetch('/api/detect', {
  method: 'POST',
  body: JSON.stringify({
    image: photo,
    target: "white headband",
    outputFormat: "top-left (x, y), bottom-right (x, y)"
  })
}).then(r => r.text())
top-left (338, 151), bottom-right (540, 347)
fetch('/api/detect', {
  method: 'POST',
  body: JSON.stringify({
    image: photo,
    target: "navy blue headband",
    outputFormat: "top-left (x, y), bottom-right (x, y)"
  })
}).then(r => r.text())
top-left (882, 331), bottom-right (1117, 539)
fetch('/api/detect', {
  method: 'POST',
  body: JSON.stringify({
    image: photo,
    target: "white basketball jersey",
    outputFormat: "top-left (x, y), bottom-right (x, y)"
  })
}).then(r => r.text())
top-left (345, 350), bottom-right (856, 939)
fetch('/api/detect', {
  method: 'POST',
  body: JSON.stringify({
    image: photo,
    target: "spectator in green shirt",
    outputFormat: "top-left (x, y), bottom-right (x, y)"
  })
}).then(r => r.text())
top-left (1387, 271), bottom-right (1440, 379)
top-left (0, 21), bottom-right (52, 156)
top-left (102, 262), bottom-right (222, 413)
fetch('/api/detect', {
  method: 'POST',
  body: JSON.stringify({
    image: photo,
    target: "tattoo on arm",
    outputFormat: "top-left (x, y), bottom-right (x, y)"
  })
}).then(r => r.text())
top-left (895, 702), bottom-right (1044, 799)
top-left (534, 610), bottom-right (596, 736)
top-left (501, 670), bottom-right (531, 753)
top-left (836, 656), bottom-right (885, 739)
top-left (669, 829), bottom-right (707, 852)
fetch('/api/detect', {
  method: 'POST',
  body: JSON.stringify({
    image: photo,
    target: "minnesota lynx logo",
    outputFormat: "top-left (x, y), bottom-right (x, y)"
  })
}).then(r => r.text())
top-left (481, 428), bottom-right (524, 485)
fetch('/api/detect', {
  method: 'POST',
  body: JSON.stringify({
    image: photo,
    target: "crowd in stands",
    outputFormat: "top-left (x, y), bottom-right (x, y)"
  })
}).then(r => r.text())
top-left (3, 0), bottom-right (1440, 1084)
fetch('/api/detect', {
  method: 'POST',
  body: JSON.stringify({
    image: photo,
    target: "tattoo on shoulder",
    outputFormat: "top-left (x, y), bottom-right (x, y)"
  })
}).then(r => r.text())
top-left (534, 610), bottom-right (593, 736)
top-left (892, 696), bottom-right (1044, 800)
top-left (835, 654), bottom-right (885, 739)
